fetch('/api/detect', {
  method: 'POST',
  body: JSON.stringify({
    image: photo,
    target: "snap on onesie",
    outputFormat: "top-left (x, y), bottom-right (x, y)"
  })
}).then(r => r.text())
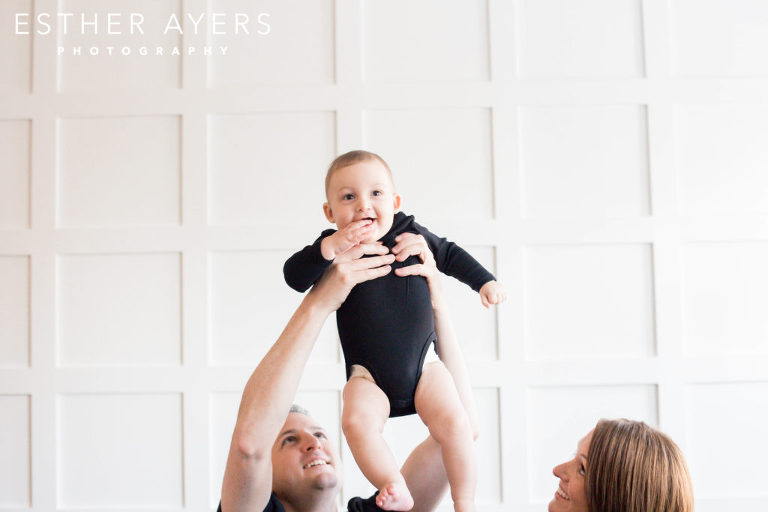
top-left (283, 212), bottom-right (495, 417)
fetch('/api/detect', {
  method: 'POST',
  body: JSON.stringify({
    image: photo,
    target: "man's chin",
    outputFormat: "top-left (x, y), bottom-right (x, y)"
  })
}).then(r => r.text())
top-left (310, 472), bottom-right (339, 490)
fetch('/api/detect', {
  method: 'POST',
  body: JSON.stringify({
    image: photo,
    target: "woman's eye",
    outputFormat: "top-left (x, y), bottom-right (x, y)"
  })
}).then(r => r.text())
top-left (579, 465), bottom-right (585, 476)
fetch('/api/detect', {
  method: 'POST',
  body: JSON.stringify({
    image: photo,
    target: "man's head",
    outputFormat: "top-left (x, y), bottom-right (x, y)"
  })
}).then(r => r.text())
top-left (323, 150), bottom-right (401, 243)
top-left (271, 405), bottom-right (341, 503)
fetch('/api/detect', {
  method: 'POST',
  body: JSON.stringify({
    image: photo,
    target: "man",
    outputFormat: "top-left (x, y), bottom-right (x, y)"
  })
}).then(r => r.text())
top-left (218, 237), bottom-right (478, 512)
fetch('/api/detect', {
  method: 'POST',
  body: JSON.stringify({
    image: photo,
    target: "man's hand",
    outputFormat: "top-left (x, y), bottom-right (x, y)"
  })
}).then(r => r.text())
top-left (392, 233), bottom-right (446, 310)
top-left (478, 281), bottom-right (506, 309)
top-left (309, 241), bottom-right (394, 313)
top-left (320, 219), bottom-right (375, 260)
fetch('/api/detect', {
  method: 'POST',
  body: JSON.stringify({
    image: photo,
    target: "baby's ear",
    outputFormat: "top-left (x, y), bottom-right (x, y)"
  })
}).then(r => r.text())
top-left (322, 202), bottom-right (335, 223)
top-left (392, 194), bottom-right (402, 212)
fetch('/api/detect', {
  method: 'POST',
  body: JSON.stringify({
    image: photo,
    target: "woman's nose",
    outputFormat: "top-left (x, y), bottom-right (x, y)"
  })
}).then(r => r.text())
top-left (552, 462), bottom-right (566, 479)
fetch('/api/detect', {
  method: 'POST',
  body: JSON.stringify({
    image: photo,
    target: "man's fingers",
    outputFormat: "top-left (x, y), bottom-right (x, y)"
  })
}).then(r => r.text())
top-left (394, 263), bottom-right (426, 277)
top-left (357, 264), bottom-right (392, 282)
top-left (345, 253), bottom-right (395, 270)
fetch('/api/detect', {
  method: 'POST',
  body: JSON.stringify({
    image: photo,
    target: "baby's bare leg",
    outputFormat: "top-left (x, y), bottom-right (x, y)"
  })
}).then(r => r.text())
top-left (342, 373), bottom-right (414, 511)
top-left (415, 361), bottom-right (476, 512)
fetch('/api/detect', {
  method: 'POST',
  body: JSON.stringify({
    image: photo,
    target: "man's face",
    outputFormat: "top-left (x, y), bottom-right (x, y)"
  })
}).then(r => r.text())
top-left (271, 412), bottom-right (340, 496)
top-left (323, 159), bottom-right (401, 243)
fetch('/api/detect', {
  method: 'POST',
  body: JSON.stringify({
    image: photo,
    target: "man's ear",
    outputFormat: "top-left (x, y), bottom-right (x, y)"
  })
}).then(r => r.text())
top-left (393, 194), bottom-right (402, 213)
top-left (323, 202), bottom-right (335, 223)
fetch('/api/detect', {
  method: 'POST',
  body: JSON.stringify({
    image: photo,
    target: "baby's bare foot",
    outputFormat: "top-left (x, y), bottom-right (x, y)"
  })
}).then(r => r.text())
top-left (375, 482), bottom-right (414, 511)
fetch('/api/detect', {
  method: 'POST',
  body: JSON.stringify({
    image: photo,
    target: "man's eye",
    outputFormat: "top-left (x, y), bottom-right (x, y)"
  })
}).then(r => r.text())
top-left (282, 436), bottom-right (296, 446)
top-left (314, 432), bottom-right (327, 439)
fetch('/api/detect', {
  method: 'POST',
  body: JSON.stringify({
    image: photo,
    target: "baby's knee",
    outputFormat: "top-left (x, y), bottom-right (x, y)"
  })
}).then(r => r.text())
top-left (429, 408), bottom-right (473, 444)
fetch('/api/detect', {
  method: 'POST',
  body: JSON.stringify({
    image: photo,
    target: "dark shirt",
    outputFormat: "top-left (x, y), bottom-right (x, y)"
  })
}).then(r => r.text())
top-left (216, 492), bottom-right (383, 512)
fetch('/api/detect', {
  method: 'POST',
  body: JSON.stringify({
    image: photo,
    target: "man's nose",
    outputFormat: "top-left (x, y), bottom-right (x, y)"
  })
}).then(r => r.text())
top-left (303, 435), bottom-right (322, 451)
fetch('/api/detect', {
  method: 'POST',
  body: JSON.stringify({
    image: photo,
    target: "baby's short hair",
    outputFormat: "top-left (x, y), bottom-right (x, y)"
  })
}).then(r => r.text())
top-left (325, 150), bottom-right (394, 196)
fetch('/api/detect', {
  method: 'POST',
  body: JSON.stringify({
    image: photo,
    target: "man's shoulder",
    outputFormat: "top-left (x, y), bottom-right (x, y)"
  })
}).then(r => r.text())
top-left (216, 493), bottom-right (286, 512)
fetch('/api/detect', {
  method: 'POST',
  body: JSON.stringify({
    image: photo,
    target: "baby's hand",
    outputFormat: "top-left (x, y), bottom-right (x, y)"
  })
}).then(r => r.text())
top-left (321, 219), bottom-right (375, 260)
top-left (479, 281), bottom-right (506, 309)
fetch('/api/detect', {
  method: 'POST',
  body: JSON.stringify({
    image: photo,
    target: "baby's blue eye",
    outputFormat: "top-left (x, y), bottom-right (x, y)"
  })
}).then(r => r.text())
top-left (372, 190), bottom-right (382, 197)
top-left (342, 194), bottom-right (354, 200)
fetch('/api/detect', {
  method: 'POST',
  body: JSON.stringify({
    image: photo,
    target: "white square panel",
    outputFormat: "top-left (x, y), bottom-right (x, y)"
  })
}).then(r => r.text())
top-left (57, 253), bottom-right (181, 366)
top-left (364, 109), bottom-right (494, 221)
top-left (676, 105), bottom-right (768, 215)
top-left (683, 242), bottom-right (768, 356)
top-left (207, 111), bottom-right (335, 225)
top-left (444, 246), bottom-right (498, 362)
top-left (57, 0), bottom-right (181, 91)
top-left (671, 0), bottom-right (768, 77)
top-left (209, 250), bottom-right (338, 365)
top-left (0, 395), bottom-right (30, 507)
top-left (519, 0), bottom-right (644, 78)
top-left (209, 392), bottom-right (240, 508)
top-left (0, 0), bottom-right (32, 93)
top-left (524, 244), bottom-right (656, 360)
top-left (362, 0), bottom-right (489, 83)
top-left (473, 388), bottom-right (501, 504)
top-left (0, 120), bottom-right (30, 229)
top-left (527, 385), bottom-right (658, 502)
top-left (0, 256), bottom-right (29, 368)
top-left (57, 116), bottom-right (181, 227)
top-left (58, 393), bottom-right (183, 507)
top-left (209, 391), bottom-right (340, 508)
top-left (686, 382), bottom-right (768, 497)
top-left (207, 0), bottom-right (334, 87)
top-left (521, 106), bottom-right (650, 219)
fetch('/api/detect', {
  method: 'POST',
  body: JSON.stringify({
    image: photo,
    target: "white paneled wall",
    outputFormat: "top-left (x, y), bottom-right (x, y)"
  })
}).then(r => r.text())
top-left (0, 1), bottom-right (767, 511)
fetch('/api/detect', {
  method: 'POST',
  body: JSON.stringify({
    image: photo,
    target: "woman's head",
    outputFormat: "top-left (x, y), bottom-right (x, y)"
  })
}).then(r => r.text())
top-left (549, 419), bottom-right (694, 512)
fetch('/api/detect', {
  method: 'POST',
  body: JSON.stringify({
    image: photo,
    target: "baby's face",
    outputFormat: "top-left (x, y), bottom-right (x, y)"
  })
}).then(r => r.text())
top-left (323, 159), bottom-right (401, 242)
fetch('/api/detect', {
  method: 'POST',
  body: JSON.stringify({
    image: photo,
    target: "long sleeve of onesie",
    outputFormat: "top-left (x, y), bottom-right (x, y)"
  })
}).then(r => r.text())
top-left (283, 229), bottom-right (335, 292)
top-left (412, 219), bottom-right (495, 292)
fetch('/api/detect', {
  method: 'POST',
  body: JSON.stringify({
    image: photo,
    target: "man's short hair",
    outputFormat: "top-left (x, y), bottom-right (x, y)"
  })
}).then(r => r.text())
top-left (289, 403), bottom-right (310, 416)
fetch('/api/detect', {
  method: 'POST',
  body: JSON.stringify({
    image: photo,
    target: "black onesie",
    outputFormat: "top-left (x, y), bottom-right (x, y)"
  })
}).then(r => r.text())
top-left (284, 212), bottom-right (495, 417)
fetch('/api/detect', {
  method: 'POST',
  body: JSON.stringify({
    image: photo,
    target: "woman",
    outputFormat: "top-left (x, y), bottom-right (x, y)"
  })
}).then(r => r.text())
top-left (550, 419), bottom-right (694, 512)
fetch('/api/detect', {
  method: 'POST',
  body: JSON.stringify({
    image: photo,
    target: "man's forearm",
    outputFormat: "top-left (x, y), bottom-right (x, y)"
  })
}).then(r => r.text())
top-left (432, 303), bottom-right (479, 436)
top-left (232, 297), bottom-right (329, 457)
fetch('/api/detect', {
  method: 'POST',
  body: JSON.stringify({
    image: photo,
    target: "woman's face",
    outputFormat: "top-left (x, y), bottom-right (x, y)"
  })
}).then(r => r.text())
top-left (548, 429), bottom-right (593, 512)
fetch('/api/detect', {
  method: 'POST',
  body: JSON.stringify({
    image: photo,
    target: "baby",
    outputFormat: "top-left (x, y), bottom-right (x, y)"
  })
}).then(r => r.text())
top-left (283, 150), bottom-right (506, 512)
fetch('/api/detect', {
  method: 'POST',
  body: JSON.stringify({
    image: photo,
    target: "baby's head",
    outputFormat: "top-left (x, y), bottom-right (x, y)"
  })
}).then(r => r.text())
top-left (323, 150), bottom-right (401, 242)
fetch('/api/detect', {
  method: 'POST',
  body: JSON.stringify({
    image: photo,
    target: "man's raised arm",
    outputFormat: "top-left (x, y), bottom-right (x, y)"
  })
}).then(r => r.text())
top-left (221, 247), bottom-right (394, 512)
